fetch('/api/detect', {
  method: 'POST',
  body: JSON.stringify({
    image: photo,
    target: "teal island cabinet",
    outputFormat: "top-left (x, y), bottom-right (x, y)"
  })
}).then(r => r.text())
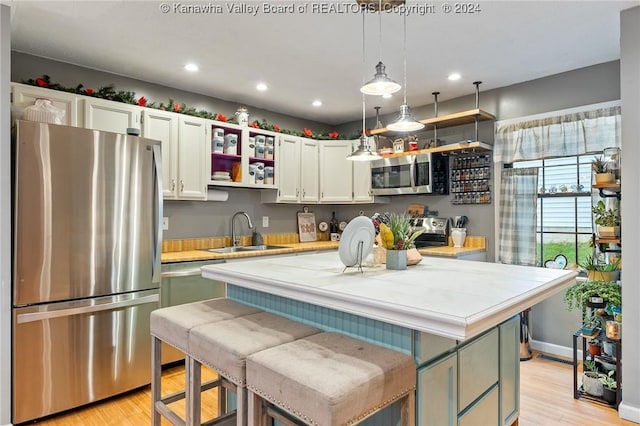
top-left (201, 252), bottom-right (576, 425)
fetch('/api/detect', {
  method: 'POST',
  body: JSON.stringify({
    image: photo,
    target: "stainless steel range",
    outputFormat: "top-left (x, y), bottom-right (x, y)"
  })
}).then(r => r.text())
top-left (410, 216), bottom-right (450, 247)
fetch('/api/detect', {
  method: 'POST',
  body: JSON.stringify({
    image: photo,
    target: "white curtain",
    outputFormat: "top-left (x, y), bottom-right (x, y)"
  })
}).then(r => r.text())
top-left (498, 168), bottom-right (539, 266)
top-left (494, 106), bottom-right (621, 163)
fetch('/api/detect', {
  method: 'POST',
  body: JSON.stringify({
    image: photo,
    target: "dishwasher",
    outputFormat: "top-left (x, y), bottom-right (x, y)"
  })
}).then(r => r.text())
top-left (160, 259), bottom-right (226, 364)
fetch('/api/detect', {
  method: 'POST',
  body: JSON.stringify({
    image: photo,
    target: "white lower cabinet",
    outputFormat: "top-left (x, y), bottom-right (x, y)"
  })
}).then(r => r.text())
top-left (83, 96), bottom-right (141, 134)
top-left (418, 353), bottom-right (457, 426)
top-left (11, 83), bottom-right (81, 126)
top-left (319, 140), bottom-right (353, 203)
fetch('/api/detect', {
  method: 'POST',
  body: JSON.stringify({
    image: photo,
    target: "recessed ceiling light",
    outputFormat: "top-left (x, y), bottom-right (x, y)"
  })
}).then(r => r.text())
top-left (256, 83), bottom-right (268, 91)
top-left (184, 63), bottom-right (199, 72)
top-left (448, 73), bottom-right (461, 81)
top-left (382, 93), bottom-right (393, 99)
top-left (312, 100), bottom-right (322, 107)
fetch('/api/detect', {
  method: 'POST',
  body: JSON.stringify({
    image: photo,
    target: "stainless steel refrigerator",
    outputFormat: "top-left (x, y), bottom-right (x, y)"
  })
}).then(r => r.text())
top-left (12, 121), bottom-right (162, 423)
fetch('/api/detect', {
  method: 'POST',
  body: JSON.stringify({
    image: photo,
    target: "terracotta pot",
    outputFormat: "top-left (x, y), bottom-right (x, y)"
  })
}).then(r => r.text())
top-left (588, 342), bottom-right (601, 357)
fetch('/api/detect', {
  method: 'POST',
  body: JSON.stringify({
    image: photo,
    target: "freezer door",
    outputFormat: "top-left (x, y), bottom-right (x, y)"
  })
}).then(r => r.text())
top-left (13, 121), bottom-right (162, 305)
top-left (12, 290), bottom-right (159, 424)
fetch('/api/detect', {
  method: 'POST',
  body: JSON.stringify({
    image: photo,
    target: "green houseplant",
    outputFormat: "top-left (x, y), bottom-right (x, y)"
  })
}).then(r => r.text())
top-left (564, 279), bottom-right (622, 312)
top-left (578, 254), bottom-right (620, 281)
top-left (592, 154), bottom-right (615, 184)
top-left (599, 370), bottom-right (617, 404)
top-left (378, 213), bottom-right (424, 270)
top-left (592, 200), bottom-right (620, 238)
top-left (582, 359), bottom-right (604, 397)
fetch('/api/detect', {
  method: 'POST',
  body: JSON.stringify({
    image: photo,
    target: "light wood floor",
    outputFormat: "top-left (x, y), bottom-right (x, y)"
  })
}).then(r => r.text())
top-left (21, 352), bottom-right (634, 426)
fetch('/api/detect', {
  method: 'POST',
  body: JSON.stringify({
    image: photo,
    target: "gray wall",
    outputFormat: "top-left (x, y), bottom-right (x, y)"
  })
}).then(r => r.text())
top-left (619, 6), bottom-right (640, 423)
top-left (11, 52), bottom-right (332, 134)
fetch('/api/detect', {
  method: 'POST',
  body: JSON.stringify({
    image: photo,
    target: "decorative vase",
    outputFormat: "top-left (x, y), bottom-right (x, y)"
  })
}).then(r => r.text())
top-left (451, 228), bottom-right (467, 248)
top-left (582, 372), bottom-right (604, 397)
top-left (386, 250), bottom-right (407, 270)
top-left (597, 225), bottom-right (620, 238)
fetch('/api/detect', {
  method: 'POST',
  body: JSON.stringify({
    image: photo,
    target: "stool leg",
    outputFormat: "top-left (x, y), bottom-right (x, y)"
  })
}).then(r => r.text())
top-left (247, 390), bottom-right (266, 426)
top-left (151, 336), bottom-right (161, 426)
top-left (186, 357), bottom-right (201, 426)
top-left (399, 390), bottom-right (416, 426)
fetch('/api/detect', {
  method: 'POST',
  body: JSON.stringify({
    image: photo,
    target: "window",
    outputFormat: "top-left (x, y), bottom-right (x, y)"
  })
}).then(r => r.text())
top-left (513, 154), bottom-right (595, 267)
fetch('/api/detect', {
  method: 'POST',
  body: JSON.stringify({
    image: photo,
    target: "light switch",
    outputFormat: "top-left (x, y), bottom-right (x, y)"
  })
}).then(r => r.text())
top-left (262, 216), bottom-right (269, 228)
top-left (163, 217), bottom-right (169, 230)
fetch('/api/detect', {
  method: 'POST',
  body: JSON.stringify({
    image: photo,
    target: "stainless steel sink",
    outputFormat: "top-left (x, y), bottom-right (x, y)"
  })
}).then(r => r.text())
top-left (201, 245), bottom-right (288, 253)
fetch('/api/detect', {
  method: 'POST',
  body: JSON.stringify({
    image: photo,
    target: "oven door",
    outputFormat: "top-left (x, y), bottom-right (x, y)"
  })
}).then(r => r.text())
top-left (371, 155), bottom-right (416, 195)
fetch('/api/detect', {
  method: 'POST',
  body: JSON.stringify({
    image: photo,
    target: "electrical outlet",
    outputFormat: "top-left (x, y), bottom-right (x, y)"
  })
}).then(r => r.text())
top-left (262, 216), bottom-right (269, 228)
top-left (163, 217), bottom-right (169, 230)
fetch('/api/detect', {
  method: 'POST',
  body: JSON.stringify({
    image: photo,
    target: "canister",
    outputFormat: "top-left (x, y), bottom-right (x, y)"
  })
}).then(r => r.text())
top-left (255, 169), bottom-right (265, 184)
top-left (224, 134), bottom-right (238, 155)
top-left (264, 166), bottom-right (274, 185)
top-left (255, 142), bottom-right (265, 159)
top-left (247, 137), bottom-right (256, 157)
top-left (253, 161), bottom-right (265, 171)
top-left (213, 128), bottom-right (224, 139)
top-left (265, 145), bottom-right (274, 160)
top-left (212, 136), bottom-right (224, 153)
top-left (265, 136), bottom-right (275, 146)
top-left (248, 164), bottom-right (256, 184)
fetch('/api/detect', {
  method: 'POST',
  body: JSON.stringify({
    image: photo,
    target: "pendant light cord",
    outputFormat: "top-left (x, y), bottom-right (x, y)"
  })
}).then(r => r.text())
top-left (363, 8), bottom-right (367, 136)
top-left (402, 11), bottom-right (407, 104)
top-left (378, 0), bottom-right (382, 62)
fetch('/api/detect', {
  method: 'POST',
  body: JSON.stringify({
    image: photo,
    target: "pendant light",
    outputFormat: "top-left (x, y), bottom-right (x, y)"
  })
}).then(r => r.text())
top-left (348, 8), bottom-right (382, 161)
top-left (360, 0), bottom-right (401, 96)
top-left (387, 13), bottom-right (424, 132)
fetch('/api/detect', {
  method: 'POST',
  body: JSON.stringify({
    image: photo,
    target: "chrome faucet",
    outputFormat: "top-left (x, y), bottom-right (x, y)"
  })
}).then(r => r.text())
top-left (231, 211), bottom-right (254, 246)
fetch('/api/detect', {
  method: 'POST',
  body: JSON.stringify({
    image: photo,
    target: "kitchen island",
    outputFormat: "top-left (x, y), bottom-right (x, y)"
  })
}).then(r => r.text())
top-left (201, 252), bottom-right (577, 425)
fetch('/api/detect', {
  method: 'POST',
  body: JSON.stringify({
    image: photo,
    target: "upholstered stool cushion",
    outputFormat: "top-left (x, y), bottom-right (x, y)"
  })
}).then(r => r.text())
top-left (150, 298), bottom-right (261, 352)
top-left (246, 332), bottom-right (416, 426)
top-left (189, 312), bottom-right (322, 386)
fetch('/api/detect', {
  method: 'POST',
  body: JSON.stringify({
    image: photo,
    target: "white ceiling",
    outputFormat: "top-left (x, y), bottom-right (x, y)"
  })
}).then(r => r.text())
top-left (8, 0), bottom-right (639, 125)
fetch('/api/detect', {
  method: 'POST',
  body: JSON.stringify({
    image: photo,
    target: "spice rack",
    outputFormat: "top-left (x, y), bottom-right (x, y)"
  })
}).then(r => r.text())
top-left (450, 153), bottom-right (492, 204)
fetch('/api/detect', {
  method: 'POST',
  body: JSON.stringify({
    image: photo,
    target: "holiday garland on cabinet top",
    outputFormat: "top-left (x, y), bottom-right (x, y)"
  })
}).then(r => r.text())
top-left (22, 75), bottom-right (355, 140)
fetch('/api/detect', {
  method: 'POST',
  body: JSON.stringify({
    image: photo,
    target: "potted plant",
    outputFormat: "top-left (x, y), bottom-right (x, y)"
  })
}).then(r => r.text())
top-left (592, 154), bottom-right (615, 184)
top-left (578, 254), bottom-right (620, 282)
top-left (378, 213), bottom-right (424, 270)
top-left (564, 279), bottom-right (622, 313)
top-left (587, 339), bottom-right (602, 357)
top-left (582, 359), bottom-right (604, 397)
top-left (599, 370), bottom-right (617, 404)
top-left (592, 200), bottom-right (620, 238)
top-left (581, 310), bottom-right (601, 335)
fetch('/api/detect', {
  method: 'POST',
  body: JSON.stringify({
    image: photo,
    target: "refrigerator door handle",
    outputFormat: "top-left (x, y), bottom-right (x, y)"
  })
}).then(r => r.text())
top-left (16, 293), bottom-right (160, 324)
top-left (152, 144), bottom-right (163, 284)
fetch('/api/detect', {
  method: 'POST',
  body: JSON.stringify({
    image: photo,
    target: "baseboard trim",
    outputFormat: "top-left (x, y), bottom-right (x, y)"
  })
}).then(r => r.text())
top-left (530, 339), bottom-right (583, 360)
top-left (619, 402), bottom-right (640, 423)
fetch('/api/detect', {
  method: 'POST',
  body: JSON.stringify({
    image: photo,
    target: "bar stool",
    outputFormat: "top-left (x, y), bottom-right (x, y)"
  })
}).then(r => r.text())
top-left (150, 299), bottom-right (262, 426)
top-left (246, 332), bottom-right (417, 426)
top-left (187, 312), bottom-right (322, 426)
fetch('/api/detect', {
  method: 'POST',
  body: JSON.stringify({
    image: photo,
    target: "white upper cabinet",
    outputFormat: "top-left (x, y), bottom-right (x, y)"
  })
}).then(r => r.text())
top-left (177, 116), bottom-right (209, 200)
top-left (11, 83), bottom-right (81, 126)
top-left (300, 138), bottom-right (319, 202)
top-left (83, 97), bottom-right (141, 134)
top-left (276, 134), bottom-right (301, 202)
top-left (141, 109), bottom-right (179, 199)
top-left (319, 140), bottom-right (353, 203)
top-left (352, 137), bottom-right (374, 203)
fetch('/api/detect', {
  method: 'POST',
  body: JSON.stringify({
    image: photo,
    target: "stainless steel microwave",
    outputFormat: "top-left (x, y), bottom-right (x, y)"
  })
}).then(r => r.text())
top-left (370, 152), bottom-right (449, 195)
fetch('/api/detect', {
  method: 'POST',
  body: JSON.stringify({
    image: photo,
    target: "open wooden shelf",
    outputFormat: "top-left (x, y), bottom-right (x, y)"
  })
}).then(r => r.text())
top-left (370, 109), bottom-right (496, 135)
top-left (592, 183), bottom-right (621, 190)
top-left (376, 141), bottom-right (493, 159)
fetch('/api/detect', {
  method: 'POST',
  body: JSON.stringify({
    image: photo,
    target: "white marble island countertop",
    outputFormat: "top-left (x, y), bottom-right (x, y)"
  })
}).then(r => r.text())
top-left (201, 252), bottom-right (577, 341)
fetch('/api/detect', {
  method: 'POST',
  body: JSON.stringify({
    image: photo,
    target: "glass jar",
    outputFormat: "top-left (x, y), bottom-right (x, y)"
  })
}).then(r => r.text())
top-left (603, 147), bottom-right (621, 182)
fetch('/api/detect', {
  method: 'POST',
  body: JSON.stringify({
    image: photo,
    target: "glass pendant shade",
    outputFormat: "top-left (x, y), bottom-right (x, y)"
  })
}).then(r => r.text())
top-left (360, 62), bottom-right (401, 95)
top-left (387, 104), bottom-right (425, 132)
top-left (347, 135), bottom-right (382, 161)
